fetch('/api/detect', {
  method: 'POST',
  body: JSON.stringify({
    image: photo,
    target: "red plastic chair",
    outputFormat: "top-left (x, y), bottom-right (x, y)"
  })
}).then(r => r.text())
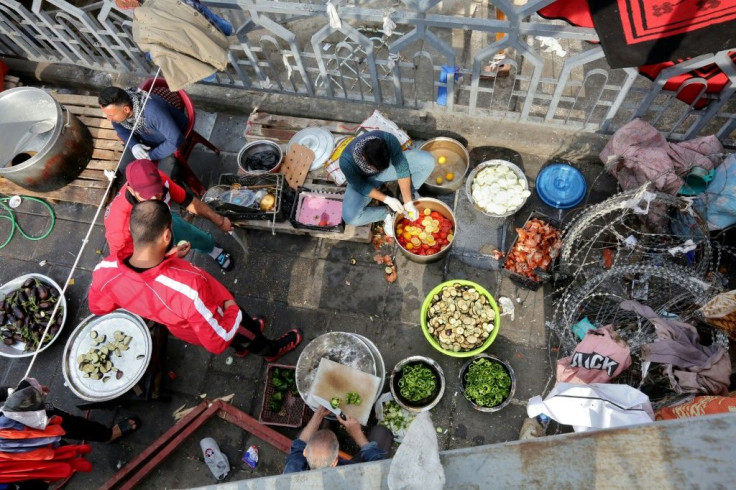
top-left (138, 78), bottom-right (220, 196)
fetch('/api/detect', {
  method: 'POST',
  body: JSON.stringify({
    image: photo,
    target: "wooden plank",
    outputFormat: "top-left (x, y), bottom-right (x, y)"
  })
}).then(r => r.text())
top-left (249, 112), bottom-right (360, 135)
top-left (233, 219), bottom-right (371, 243)
top-left (93, 139), bottom-right (124, 151)
top-left (50, 93), bottom-right (100, 107)
top-left (0, 177), bottom-right (106, 206)
top-left (64, 105), bottom-right (108, 117)
top-left (79, 116), bottom-right (113, 131)
top-left (67, 178), bottom-right (109, 189)
top-left (91, 148), bottom-right (118, 160)
top-left (77, 168), bottom-right (107, 180)
top-left (87, 126), bottom-right (119, 140)
top-left (86, 159), bottom-right (118, 171)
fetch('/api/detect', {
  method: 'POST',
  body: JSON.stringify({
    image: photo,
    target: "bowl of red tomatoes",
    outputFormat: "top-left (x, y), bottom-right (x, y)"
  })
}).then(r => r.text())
top-left (394, 198), bottom-right (456, 264)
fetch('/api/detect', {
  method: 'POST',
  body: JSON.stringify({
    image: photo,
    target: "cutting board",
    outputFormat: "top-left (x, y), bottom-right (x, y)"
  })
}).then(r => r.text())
top-left (280, 143), bottom-right (314, 190)
top-left (307, 358), bottom-right (382, 425)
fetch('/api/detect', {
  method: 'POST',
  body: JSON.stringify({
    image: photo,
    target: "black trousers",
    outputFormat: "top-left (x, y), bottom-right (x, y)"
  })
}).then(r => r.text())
top-left (230, 313), bottom-right (277, 357)
top-left (49, 407), bottom-right (112, 442)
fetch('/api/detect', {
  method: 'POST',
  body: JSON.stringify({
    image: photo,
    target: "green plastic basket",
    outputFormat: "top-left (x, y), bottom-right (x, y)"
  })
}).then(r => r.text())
top-left (420, 280), bottom-right (501, 358)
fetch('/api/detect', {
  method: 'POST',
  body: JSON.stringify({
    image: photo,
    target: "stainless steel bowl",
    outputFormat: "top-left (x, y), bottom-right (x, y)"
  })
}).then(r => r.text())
top-left (393, 198), bottom-right (456, 264)
top-left (459, 354), bottom-right (516, 412)
top-left (0, 273), bottom-right (67, 358)
top-left (390, 355), bottom-right (445, 413)
top-left (420, 137), bottom-right (470, 195)
top-left (237, 140), bottom-right (283, 175)
top-left (465, 159), bottom-right (529, 218)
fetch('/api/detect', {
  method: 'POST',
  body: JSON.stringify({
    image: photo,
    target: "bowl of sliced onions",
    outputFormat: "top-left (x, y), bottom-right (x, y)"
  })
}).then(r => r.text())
top-left (465, 160), bottom-right (531, 218)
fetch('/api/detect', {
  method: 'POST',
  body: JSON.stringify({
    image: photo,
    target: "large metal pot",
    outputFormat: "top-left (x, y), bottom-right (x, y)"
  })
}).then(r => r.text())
top-left (394, 197), bottom-right (456, 264)
top-left (419, 137), bottom-right (469, 195)
top-left (0, 88), bottom-right (93, 191)
top-left (237, 140), bottom-right (283, 175)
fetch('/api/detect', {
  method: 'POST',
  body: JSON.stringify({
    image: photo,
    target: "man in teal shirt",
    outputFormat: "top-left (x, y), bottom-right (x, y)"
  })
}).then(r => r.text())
top-left (339, 131), bottom-right (434, 234)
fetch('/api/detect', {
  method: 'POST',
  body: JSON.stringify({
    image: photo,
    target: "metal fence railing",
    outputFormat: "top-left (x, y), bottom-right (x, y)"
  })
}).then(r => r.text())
top-left (0, 0), bottom-right (734, 145)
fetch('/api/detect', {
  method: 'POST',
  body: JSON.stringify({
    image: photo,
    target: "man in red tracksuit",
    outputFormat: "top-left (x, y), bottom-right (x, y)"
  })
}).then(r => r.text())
top-left (88, 199), bottom-right (302, 360)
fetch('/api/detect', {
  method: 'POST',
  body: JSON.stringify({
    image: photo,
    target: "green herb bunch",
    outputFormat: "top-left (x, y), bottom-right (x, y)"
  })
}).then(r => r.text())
top-left (398, 363), bottom-right (437, 402)
top-left (463, 358), bottom-right (511, 407)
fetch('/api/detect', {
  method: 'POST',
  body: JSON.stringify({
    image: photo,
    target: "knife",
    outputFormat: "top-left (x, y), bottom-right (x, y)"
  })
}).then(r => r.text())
top-left (312, 395), bottom-right (347, 420)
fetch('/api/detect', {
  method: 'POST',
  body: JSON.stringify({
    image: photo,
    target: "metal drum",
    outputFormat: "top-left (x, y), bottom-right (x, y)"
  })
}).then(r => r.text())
top-left (0, 87), bottom-right (93, 191)
top-left (62, 310), bottom-right (152, 402)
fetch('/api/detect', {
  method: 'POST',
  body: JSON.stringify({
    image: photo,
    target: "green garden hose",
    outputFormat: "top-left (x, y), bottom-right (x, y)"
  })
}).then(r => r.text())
top-left (0, 196), bottom-right (56, 249)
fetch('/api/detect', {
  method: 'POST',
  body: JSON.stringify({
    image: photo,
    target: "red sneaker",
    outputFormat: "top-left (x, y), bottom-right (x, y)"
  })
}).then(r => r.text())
top-left (234, 317), bottom-right (267, 358)
top-left (263, 329), bottom-right (304, 363)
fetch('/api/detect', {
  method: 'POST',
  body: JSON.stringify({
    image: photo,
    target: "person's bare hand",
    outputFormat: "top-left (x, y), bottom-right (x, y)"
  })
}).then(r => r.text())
top-left (219, 216), bottom-right (234, 233)
top-left (166, 241), bottom-right (191, 258)
top-left (222, 300), bottom-right (237, 310)
top-left (337, 414), bottom-right (361, 433)
top-left (315, 406), bottom-right (330, 419)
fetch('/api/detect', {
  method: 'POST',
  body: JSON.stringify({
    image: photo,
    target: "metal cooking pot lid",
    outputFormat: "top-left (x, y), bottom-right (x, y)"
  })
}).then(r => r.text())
top-left (62, 310), bottom-right (152, 402)
top-left (288, 128), bottom-right (335, 172)
top-left (296, 332), bottom-right (376, 407)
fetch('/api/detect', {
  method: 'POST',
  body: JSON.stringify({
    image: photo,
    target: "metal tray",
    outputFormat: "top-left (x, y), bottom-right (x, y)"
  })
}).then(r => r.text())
top-left (62, 310), bottom-right (152, 402)
top-left (295, 332), bottom-right (380, 410)
top-left (0, 273), bottom-right (66, 358)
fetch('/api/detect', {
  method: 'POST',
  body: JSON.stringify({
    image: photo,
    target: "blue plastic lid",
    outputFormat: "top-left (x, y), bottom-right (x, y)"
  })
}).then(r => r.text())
top-left (535, 164), bottom-right (587, 209)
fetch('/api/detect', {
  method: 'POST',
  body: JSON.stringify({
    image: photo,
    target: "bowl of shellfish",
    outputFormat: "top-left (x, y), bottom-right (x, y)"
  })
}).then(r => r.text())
top-left (420, 280), bottom-right (500, 358)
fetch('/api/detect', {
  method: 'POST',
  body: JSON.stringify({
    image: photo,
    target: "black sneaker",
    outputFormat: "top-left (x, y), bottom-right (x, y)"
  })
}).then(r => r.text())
top-left (214, 250), bottom-right (234, 271)
top-left (263, 329), bottom-right (304, 362)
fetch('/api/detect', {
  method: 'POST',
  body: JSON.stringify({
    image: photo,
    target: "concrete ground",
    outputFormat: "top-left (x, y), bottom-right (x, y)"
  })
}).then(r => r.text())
top-left (0, 103), bottom-right (617, 488)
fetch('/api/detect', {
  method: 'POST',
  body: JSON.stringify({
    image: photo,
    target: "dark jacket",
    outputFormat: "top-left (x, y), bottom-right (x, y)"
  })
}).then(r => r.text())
top-left (112, 94), bottom-right (188, 161)
top-left (339, 131), bottom-right (410, 196)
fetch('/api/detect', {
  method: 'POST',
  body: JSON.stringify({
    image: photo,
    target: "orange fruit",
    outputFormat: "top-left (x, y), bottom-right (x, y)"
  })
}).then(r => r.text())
top-left (445, 172), bottom-right (454, 181)
top-left (436, 176), bottom-right (444, 185)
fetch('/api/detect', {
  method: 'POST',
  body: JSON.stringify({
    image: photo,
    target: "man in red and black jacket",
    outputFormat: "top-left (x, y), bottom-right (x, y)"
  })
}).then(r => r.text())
top-left (89, 199), bottom-right (302, 359)
top-left (105, 159), bottom-right (235, 271)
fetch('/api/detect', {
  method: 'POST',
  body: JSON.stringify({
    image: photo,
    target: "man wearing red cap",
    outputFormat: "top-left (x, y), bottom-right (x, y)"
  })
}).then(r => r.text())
top-left (105, 159), bottom-right (235, 271)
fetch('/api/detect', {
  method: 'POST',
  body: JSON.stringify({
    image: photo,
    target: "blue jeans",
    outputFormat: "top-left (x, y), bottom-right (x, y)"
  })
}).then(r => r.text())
top-left (171, 213), bottom-right (215, 253)
top-left (342, 149), bottom-right (435, 226)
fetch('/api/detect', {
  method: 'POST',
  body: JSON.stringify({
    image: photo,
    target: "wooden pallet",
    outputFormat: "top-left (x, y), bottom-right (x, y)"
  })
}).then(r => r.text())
top-left (237, 111), bottom-right (372, 242)
top-left (0, 93), bottom-right (122, 206)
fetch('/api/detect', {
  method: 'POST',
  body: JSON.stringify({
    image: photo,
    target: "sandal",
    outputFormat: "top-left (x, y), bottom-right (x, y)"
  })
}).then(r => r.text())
top-left (214, 250), bottom-right (234, 271)
top-left (108, 416), bottom-right (141, 443)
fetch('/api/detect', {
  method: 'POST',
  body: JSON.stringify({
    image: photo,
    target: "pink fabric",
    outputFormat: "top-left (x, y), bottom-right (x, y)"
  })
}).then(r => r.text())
top-left (600, 119), bottom-right (723, 194)
top-left (557, 325), bottom-right (632, 384)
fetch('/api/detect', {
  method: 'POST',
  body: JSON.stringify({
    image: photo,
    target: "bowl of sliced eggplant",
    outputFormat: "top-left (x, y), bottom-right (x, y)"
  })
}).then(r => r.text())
top-left (62, 310), bottom-right (152, 401)
top-left (0, 273), bottom-right (66, 358)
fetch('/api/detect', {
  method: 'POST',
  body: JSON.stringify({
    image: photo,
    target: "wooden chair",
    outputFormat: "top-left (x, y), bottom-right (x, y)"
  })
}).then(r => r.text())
top-left (138, 78), bottom-right (220, 196)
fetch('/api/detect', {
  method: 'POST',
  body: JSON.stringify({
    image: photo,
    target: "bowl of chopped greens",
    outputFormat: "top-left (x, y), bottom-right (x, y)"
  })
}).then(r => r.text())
top-left (459, 354), bottom-right (515, 412)
top-left (390, 356), bottom-right (445, 413)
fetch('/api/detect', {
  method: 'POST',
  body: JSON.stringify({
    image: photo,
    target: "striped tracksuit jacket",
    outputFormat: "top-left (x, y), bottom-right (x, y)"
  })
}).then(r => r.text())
top-left (88, 253), bottom-right (242, 354)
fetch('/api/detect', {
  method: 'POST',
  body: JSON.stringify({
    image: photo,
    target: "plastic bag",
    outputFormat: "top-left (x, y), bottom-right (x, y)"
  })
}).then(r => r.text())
top-left (704, 154), bottom-right (736, 230)
top-left (387, 412), bottom-right (445, 490)
top-left (700, 290), bottom-right (736, 339)
top-left (359, 110), bottom-right (412, 150)
top-left (245, 150), bottom-right (280, 172)
top-left (374, 392), bottom-right (413, 443)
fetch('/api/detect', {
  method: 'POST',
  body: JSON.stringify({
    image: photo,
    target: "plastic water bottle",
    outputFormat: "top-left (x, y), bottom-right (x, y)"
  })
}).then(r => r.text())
top-left (200, 437), bottom-right (230, 481)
